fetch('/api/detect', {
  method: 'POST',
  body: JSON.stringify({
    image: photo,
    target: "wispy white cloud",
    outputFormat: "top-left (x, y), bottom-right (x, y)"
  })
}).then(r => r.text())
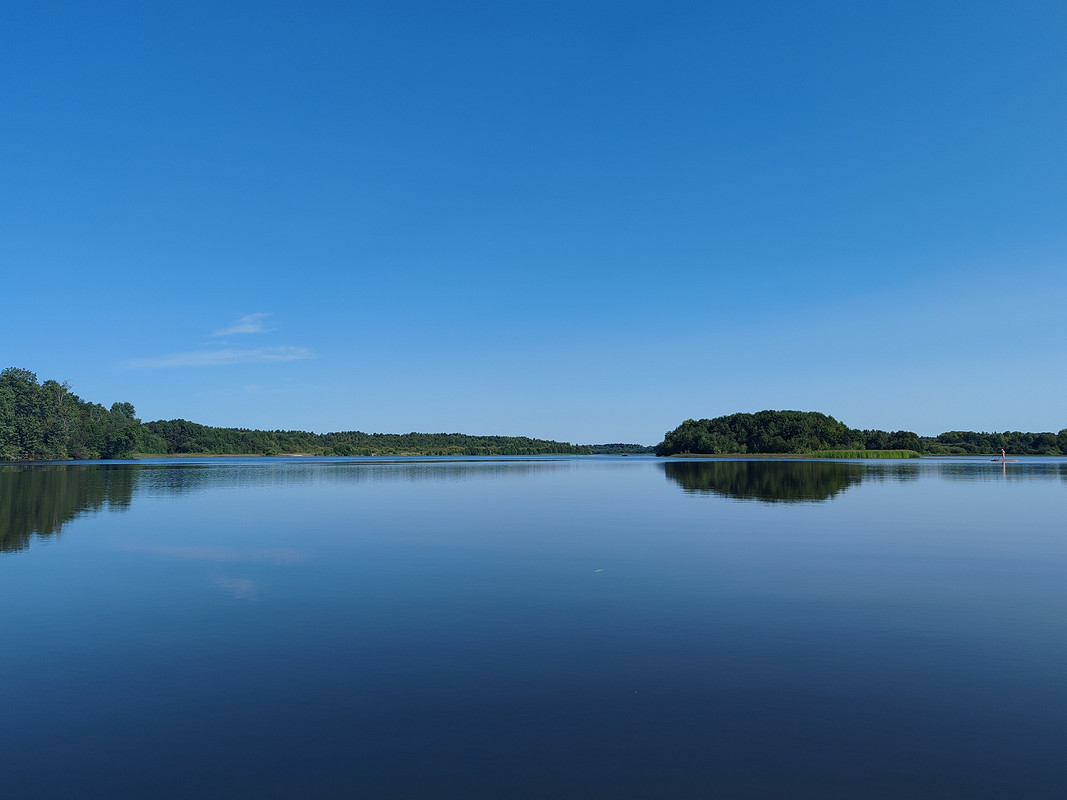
top-left (124, 346), bottom-right (317, 369)
top-left (125, 313), bottom-right (316, 368)
top-left (213, 312), bottom-right (274, 336)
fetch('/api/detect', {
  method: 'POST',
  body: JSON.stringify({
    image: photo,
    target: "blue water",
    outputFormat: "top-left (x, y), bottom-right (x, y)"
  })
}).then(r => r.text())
top-left (2, 457), bottom-right (1066, 798)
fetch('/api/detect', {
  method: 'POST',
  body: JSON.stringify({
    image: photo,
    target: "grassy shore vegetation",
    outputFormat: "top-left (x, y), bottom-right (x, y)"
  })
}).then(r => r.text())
top-left (0, 368), bottom-right (590, 460)
top-left (655, 410), bottom-right (1067, 457)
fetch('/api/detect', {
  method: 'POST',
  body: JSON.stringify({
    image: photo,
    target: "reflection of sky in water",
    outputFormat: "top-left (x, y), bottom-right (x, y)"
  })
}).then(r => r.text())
top-left (132, 458), bottom-right (573, 496)
top-left (121, 544), bottom-right (306, 564)
top-left (211, 574), bottom-right (259, 601)
top-left (119, 544), bottom-right (304, 602)
top-left (4, 458), bottom-right (1066, 553)
top-left (2, 457), bottom-right (1067, 797)
top-left (117, 545), bottom-right (306, 602)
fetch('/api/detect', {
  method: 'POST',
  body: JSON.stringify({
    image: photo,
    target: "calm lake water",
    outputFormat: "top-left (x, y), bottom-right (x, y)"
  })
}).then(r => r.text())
top-left (2, 456), bottom-right (1066, 799)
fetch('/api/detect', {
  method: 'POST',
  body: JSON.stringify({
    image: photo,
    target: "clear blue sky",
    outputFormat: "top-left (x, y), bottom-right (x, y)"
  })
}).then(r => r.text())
top-left (4, 1), bottom-right (1065, 444)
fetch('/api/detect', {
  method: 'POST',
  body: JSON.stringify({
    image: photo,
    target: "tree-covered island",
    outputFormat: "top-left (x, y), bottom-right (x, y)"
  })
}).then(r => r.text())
top-left (655, 410), bottom-right (1067, 457)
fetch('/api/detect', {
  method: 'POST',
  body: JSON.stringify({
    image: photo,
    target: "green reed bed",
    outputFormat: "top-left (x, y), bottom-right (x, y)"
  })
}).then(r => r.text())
top-left (810, 449), bottom-right (921, 459)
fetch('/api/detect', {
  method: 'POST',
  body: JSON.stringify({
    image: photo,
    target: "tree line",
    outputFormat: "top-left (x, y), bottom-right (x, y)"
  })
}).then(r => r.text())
top-left (655, 410), bottom-right (1067, 456)
top-left (582, 443), bottom-right (655, 455)
top-left (0, 368), bottom-right (142, 460)
top-left (0, 368), bottom-right (591, 460)
top-left (7, 369), bottom-right (1063, 461)
top-left (142, 419), bottom-right (591, 457)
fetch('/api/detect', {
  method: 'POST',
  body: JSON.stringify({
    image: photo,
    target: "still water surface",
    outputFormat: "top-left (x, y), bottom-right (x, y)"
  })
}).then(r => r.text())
top-left (2, 456), bottom-right (1066, 798)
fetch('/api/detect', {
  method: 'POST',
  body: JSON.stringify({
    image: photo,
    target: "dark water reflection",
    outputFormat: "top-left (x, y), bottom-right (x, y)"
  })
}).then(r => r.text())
top-left (663, 457), bottom-right (1067, 503)
top-left (0, 458), bottom-right (568, 552)
top-left (0, 465), bottom-right (137, 552)
top-left (663, 459), bottom-right (870, 502)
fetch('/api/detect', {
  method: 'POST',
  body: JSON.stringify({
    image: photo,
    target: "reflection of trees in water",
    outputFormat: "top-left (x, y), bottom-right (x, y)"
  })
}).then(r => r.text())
top-left (0, 465), bottom-right (136, 552)
top-left (1, 459), bottom-right (569, 553)
top-left (663, 460), bottom-right (867, 503)
top-left (9, 457), bottom-right (1059, 553)
top-left (132, 459), bottom-right (569, 496)
top-left (663, 458), bottom-right (1067, 502)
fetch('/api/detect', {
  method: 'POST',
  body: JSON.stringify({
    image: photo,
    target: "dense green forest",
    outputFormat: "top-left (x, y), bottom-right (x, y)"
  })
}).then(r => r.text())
top-left (0, 368), bottom-right (144, 460)
top-left (6, 369), bottom-right (1066, 462)
top-left (655, 410), bottom-right (1067, 457)
top-left (0, 368), bottom-right (590, 460)
top-left (142, 420), bottom-right (591, 457)
top-left (583, 443), bottom-right (655, 455)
